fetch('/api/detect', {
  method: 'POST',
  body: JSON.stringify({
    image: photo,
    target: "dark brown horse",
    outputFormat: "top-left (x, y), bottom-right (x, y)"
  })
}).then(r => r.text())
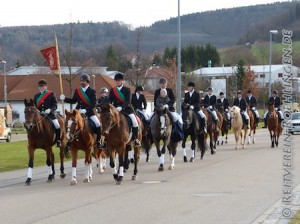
top-left (65, 109), bottom-right (96, 185)
top-left (24, 99), bottom-right (66, 185)
top-left (216, 104), bottom-right (230, 145)
top-left (204, 108), bottom-right (223, 154)
top-left (151, 107), bottom-right (178, 171)
top-left (181, 102), bottom-right (206, 161)
top-left (267, 103), bottom-right (282, 148)
top-left (99, 103), bottom-right (143, 185)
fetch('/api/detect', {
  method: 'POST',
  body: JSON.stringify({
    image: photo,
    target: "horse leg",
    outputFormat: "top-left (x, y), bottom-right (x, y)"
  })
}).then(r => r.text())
top-left (168, 145), bottom-right (175, 170)
top-left (99, 150), bottom-right (106, 174)
top-left (182, 136), bottom-right (187, 162)
top-left (198, 133), bottom-right (206, 160)
top-left (247, 131), bottom-right (251, 145)
top-left (70, 149), bottom-right (78, 185)
top-left (242, 132), bottom-right (246, 149)
top-left (110, 154), bottom-right (118, 180)
top-left (45, 147), bottom-right (54, 183)
top-left (25, 146), bottom-right (35, 185)
top-left (59, 143), bottom-right (66, 178)
top-left (252, 128), bottom-right (256, 144)
top-left (158, 144), bottom-right (165, 172)
top-left (190, 135), bottom-right (195, 162)
top-left (132, 145), bottom-right (140, 180)
top-left (270, 132), bottom-right (275, 148)
top-left (234, 132), bottom-right (239, 150)
top-left (116, 149), bottom-right (125, 185)
top-left (84, 148), bottom-right (92, 183)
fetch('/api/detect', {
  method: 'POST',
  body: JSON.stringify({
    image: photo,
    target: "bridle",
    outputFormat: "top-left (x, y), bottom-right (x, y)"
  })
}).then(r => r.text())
top-left (24, 106), bottom-right (47, 131)
top-left (65, 117), bottom-right (82, 143)
top-left (101, 109), bottom-right (117, 134)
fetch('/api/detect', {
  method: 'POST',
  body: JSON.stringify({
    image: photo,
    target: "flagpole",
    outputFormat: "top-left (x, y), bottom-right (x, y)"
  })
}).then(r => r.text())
top-left (55, 33), bottom-right (65, 117)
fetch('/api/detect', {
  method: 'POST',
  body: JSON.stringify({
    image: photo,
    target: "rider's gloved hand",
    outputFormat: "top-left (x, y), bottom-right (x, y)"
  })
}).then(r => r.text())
top-left (225, 109), bottom-right (229, 112)
top-left (190, 105), bottom-right (194, 110)
top-left (163, 104), bottom-right (169, 109)
top-left (116, 107), bottom-right (122, 112)
top-left (208, 105), bottom-right (213, 109)
top-left (60, 94), bottom-right (65, 101)
top-left (252, 107), bottom-right (256, 110)
top-left (79, 109), bottom-right (87, 114)
top-left (44, 108), bottom-right (51, 114)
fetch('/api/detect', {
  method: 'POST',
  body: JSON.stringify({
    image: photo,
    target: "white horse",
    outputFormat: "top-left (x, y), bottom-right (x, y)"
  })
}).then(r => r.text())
top-left (230, 106), bottom-right (250, 149)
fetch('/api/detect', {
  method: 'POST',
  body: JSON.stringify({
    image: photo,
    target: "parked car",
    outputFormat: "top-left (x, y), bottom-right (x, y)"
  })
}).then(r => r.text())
top-left (289, 112), bottom-right (300, 135)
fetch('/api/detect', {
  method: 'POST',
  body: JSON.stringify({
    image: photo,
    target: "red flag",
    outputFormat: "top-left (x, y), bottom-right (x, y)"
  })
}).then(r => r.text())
top-left (40, 46), bottom-right (58, 71)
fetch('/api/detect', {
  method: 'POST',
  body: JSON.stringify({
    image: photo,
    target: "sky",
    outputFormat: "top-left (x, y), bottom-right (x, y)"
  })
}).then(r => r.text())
top-left (0, 0), bottom-right (288, 28)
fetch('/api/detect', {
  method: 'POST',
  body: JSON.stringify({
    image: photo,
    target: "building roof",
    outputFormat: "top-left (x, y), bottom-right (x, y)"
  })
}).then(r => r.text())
top-left (0, 74), bottom-right (153, 102)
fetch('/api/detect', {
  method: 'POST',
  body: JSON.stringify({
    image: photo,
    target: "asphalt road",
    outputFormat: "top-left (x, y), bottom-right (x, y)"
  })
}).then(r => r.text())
top-left (0, 129), bottom-right (299, 224)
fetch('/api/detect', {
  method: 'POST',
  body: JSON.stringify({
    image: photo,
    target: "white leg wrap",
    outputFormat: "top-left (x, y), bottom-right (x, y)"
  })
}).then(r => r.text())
top-left (119, 166), bottom-right (124, 177)
top-left (90, 115), bottom-right (100, 127)
top-left (128, 150), bottom-right (133, 159)
top-left (48, 165), bottom-right (53, 175)
top-left (72, 167), bottom-right (76, 178)
top-left (159, 154), bottom-right (165, 164)
top-left (28, 167), bottom-right (33, 178)
top-left (52, 119), bottom-right (60, 129)
top-left (182, 148), bottom-right (186, 156)
top-left (89, 164), bottom-right (93, 178)
top-left (85, 164), bottom-right (89, 179)
top-left (128, 113), bottom-right (138, 127)
top-left (191, 150), bottom-right (195, 158)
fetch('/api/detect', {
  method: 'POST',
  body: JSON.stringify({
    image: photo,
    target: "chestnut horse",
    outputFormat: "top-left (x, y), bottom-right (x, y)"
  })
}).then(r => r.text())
top-left (99, 103), bottom-right (143, 185)
top-left (65, 109), bottom-right (96, 185)
top-left (181, 102), bottom-right (206, 161)
top-left (230, 106), bottom-right (250, 149)
top-left (267, 103), bottom-right (282, 148)
top-left (204, 109), bottom-right (223, 154)
top-left (151, 107), bottom-right (178, 171)
top-left (24, 99), bottom-right (66, 185)
top-left (246, 107), bottom-right (256, 144)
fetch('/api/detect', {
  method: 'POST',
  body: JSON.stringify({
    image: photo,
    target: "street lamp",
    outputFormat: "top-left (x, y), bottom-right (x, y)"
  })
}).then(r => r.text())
top-left (268, 30), bottom-right (278, 97)
top-left (1, 60), bottom-right (7, 105)
top-left (176, 0), bottom-right (182, 114)
top-left (91, 75), bottom-right (96, 98)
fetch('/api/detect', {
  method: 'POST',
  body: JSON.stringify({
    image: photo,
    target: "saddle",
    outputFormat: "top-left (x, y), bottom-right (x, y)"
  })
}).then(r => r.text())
top-left (120, 111), bottom-right (133, 132)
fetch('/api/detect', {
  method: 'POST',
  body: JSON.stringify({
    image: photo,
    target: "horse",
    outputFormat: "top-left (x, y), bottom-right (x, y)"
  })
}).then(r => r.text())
top-left (246, 106), bottom-right (257, 144)
top-left (267, 103), bottom-right (282, 148)
top-left (65, 109), bottom-right (96, 185)
top-left (23, 99), bottom-right (66, 185)
top-left (99, 102), bottom-right (143, 185)
top-left (92, 143), bottom-right (108, 174)
top-left (204, 108), bottom-right (223, 154)
top-left (230, 106), bottom-right (250, 149)
top-left (216, 104), bottom-right (230, 145)
top-left (135, 109), bottom-right (152, 162)
top-left (181, 103), bottom-right (206, 161)
top-left (150, 106), bottom-right (178, 171)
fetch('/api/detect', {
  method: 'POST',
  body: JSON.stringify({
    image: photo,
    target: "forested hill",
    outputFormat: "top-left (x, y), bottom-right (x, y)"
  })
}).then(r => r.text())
top-left (0, 1), bottom-right (299, 66)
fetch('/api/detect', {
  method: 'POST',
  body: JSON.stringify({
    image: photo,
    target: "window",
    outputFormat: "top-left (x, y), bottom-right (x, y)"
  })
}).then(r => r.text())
top-left (278, 73), bottom-right (283, 78)
top-left (260, 74), bottom-right (265, 78)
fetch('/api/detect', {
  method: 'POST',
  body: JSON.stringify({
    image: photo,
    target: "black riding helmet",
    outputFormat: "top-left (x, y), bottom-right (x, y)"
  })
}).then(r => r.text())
top-left (114, 73), bottom-right (124, 80)
top-left (80, 74), bottom-right (90, 82)
top-left (135, 86), bottom-right (144, 92)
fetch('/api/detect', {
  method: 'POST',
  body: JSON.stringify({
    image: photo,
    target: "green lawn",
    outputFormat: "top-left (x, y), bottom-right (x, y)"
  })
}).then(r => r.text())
top-left (0, 141), bottom-right (84, 173)
top-left (289, 210), bottom-right (300, 224)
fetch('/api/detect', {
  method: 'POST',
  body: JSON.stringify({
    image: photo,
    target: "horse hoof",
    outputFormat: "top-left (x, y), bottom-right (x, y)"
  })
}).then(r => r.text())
top-left (113, 174), bottom-right (118, 180)
top-left (217, 140), bottom-right (219, 145)
top-left (200, 156), bottom-right (204, 160)
top-left (211, 150), bottom-right (216, 155)
top-left (99, 169), bottom-right (105, 174)
top-left (225, 140), bottom-right (228, 144)
top-left (60, 173), bottom-right (66, 179)
top-left (158, 164), bottom-right (164, 172)
top-left (183, 156), bottom-right (187, 163)
top-left (25, 178), bottom-right (31, 186)
top-left (70, 180), bottom-right (77, 185)
top-left (168, 165), bottom-right (174, 170)
top-left (116, 180), bottom-right (122, 185)
top-left (132, 175), bottom-right (137, 180)
top-left (84, 178), bottom-right (91, 183)
top-left (146, 158), bottom-right (150, 162)
top-left (130, 158), bottom-right (135, 163)
top-left (190, 157), bottom-right (194, 163)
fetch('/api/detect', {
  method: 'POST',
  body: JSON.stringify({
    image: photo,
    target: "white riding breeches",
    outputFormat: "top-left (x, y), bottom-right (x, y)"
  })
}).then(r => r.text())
top-left (211, 110), bottom-right (218, 120)
top-left (128, 113), bottom-right (138, 127)
top-left (137, 109), bottom-right (150, 121)
top-left (52, 119), bottom-right (60, 129)
top-left (241, 111), bottom-right (249, 120)
top-left (170, 111), bottom-right (183, 124)
top-left (263, 111), bottom-right (268, 118)
top-left (198, 110), bottom-right (206, 119)
top-left (254, 110), bottom-right (259, 118)
top-left (90, 115), bottom-right (100, 128)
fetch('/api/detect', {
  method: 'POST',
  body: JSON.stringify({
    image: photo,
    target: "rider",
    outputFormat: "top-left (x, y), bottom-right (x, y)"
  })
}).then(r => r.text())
top-left (34, 79), bottom-right (61, 147)
top-left (233, 90), bottom-right (250, 129)
top-left (131, 85), bottom-right (149, 121)
top-left (183, 81), bottom-right (207, 133)
top-left (216, 91), bottom-right (230, 128)
top-left (154, 77), bottom-right (182, 126)
top-left (203, 86), bottom-right (219, 131)
top-left (60, 73), bottom-right (103, 148)
top-left (108, 73), bottom-right (141, 146)
top-left (245, 89), bottom-right (260, 126)
top-left (262, 90), bottom-right (284, 128)
top-left (97, 87), bottom-right (109, 105)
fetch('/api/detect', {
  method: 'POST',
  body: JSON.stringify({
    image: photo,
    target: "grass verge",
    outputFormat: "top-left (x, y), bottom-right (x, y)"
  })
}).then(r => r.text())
top-left (289, 210), bottom-right (300, 224)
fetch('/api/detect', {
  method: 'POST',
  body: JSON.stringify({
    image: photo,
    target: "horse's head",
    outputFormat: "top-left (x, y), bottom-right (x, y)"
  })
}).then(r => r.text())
top-left (268, 101), bottom-right (275, 112)
top-left (181, 103), bottom-right (193, 130)
top-left (230, 106), bottom-right (240, 118)
top-left (24, 98), bottom-right (38, 131)
top-left (99, 103), bottom-right (118, 135)
top-left (65, 109), bottom-right (84, 141)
